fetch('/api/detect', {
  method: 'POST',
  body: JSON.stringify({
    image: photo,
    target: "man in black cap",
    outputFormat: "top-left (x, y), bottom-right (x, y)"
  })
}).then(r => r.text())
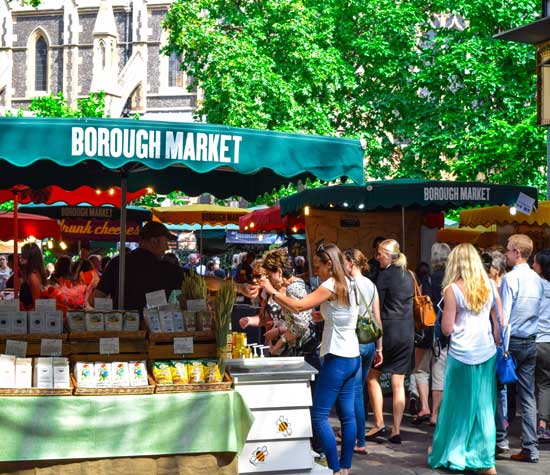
top-left (92, 221), bottom-right (184, 310)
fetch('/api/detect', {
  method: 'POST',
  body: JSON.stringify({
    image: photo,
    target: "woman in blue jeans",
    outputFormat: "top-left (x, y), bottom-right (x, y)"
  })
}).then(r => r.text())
top-left (342, 249), bottom-right (383, 453)
top-left (261, 243), bottom-right (360, 475)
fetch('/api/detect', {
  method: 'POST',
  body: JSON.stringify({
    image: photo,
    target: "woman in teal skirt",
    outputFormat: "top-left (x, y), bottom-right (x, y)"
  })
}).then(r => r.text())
top-left (428, 243), bottom-right (503, 475)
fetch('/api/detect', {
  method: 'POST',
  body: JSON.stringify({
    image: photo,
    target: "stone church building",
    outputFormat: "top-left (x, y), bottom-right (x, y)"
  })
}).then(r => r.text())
top-left (0, 0), bottom-right (198, 120)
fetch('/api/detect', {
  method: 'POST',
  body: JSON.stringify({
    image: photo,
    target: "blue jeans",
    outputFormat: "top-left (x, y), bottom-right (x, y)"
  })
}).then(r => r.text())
top-left (496, 337), bottom-right (538, 458)
top-left (312, 353), bottom-right (360, 471)
top-left (355, 343), bottom-right (376, 447)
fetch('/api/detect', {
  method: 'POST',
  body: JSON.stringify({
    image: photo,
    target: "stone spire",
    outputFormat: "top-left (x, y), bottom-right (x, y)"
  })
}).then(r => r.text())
top-left (91, 0), bottom-right (119, 97)
top-left (93, 0), bottom-right (118, 38)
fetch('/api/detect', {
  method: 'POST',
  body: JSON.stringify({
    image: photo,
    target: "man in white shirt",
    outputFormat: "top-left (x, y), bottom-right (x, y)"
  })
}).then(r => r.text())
top-left (497, 234), bottom-right (543, 463)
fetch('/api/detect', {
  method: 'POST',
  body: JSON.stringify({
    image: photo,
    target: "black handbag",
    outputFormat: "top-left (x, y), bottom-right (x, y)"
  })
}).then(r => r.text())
top-left (355, 285), bottom-right (382, 344)
top-left (295, 320), bottom-right (321, 355)
top-left (432, 299), bottom-right (450, 357)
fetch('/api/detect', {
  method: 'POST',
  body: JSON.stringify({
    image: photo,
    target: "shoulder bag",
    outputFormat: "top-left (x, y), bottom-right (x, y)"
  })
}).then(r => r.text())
top-left (491, 284), bottom-right (517, 384)
top-left (409, 270), bottom-right (437, 332)
top-left (432, 298), bottom-right (450, 357)
top-left (355, 283), bottom-right (382, 344)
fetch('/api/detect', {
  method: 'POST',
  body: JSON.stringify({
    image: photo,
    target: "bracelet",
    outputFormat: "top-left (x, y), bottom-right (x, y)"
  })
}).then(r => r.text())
top-left (375, 349), bottom-right (383, 353)
top-left (271, 290), bottom-right (279, 299)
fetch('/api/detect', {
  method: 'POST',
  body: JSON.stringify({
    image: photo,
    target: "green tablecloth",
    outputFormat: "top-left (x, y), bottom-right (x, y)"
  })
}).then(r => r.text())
top-left (0, 391), bottom-right (253, 462)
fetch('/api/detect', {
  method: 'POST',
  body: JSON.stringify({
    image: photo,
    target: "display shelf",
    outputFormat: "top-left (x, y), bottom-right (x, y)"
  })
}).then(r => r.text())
top-left (69, 331), bottom-right (147, 354)
top-left (71, 374), bottom-right (156, 396)
top-left (147, 341), bottom-right (217, 360)
top-left (0, 333), bottom-right (70, 356)
top-left (148, 330), bottom-right (215, 342)
top-left (0, 384), bottom-right (73, 396)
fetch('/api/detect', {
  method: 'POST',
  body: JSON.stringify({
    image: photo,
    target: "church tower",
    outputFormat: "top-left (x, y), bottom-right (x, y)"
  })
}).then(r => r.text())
top-left (0, 0), bottom-right (13, 108)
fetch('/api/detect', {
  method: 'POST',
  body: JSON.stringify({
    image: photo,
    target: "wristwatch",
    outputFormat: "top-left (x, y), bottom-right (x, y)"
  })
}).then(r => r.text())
top-left (271, 290), bottom-right (279, 299)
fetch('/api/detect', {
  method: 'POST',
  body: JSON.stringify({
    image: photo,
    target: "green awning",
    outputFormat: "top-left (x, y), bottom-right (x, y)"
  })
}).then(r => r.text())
top-left (280, 179), bottom-right (538, 215)
top-left (0, 117), bottom-right (364, 200)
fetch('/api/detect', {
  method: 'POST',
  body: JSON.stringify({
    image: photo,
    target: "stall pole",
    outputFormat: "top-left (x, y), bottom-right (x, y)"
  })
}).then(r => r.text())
top-left (547, 127), bottom-right (550, 200)
top-left (200, 223), bottom-right (204, 271)
top-left (117, 174), bottom-right (128, 309)
top-left (12, 190), bottom-right (19, 294)
top-left (401, 206), bottom-right (406, 251)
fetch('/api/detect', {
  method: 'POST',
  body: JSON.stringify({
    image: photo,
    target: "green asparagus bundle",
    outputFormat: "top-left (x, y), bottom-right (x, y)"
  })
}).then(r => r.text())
top-left (213, 280), bottom-right (237, 351)
top-left (180, 269), bottom-right (207, 301)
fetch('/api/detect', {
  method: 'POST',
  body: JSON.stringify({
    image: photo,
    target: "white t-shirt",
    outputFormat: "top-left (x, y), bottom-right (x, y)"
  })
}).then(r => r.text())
top-left (319, 277), bottom-right (360, 358)
top-left (354, 275), bottom-right (377, 319)
top-left (448, 282), bottom-right (497, 365)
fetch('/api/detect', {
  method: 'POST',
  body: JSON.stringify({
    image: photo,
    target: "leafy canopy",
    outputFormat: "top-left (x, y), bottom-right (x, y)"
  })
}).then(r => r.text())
top-left (163, 0), bottom-right (546, 196)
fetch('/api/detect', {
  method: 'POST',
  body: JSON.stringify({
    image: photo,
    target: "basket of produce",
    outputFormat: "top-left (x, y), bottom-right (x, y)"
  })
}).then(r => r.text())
top-left (72, 360), bottom-right (155, 395)
top-left (152, 359), bottom-right (232, 393)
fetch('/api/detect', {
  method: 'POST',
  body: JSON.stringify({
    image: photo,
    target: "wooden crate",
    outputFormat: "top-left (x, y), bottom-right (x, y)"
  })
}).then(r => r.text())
top-left (154, 371), bottom-right (232, 393)
top-left (69, 331), bottom-right (147, 355)
top-left (147, 331), bottom-right (217, 360)
top-left (0, 334), bottom-right (70, 357)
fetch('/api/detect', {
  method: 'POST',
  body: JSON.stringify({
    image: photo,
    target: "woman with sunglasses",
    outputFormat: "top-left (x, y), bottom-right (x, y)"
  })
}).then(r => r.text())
top-left (366, 239), bottom-right (414, 444)
top-left (260, 243), bottom-right (359, 475)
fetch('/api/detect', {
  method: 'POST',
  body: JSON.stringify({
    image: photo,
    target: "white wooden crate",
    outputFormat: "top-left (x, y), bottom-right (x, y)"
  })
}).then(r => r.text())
top-left (246, 408), bottom-right (312, 441)
top-left (239, 439), bottom-right (313, 473)
top-left (235, 382), bottom-right (312, 409)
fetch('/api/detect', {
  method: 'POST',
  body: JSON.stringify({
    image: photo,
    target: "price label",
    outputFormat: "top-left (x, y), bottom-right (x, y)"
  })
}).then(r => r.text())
top-left (99, 337), bottom-right (120, 355)
top-left (173, 337), bottom-right (194, 355)
top-left (35, 299), bottom-right (56, 311)
top-left (5, 340), bottom-right (27, 358)
top-left (146, 290), bottom-right (168, 309)
top-left (0, 298), bottom-right (18, 311)
top-left (94, 298), bottom-right (113, 311)
top-left (40, 339), bottom-right (63, 356)
top-left (186, 299), bottom-right (207, 312)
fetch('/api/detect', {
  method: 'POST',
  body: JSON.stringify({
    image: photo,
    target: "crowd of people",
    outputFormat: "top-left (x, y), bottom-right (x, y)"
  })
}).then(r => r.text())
top-left (2, 221), bottom-right (550, 475)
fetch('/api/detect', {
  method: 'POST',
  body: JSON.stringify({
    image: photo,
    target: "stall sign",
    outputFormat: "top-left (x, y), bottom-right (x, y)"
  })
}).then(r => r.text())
top-left (423, 186), bottom-right (491, 202)
top-left (60, 219), bottom-right (141, 242)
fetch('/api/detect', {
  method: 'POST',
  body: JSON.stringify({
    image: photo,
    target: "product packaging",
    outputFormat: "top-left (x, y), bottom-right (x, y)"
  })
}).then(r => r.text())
top-left (45, 311), bottom-right (63, 334)
top-left (123, 311), bottom-right (140, 331)
top-left (53, 357), bottom-right (71, 389)
top-left (171, 360), bottom-right (189, 384)
top-left (95, 362), bottom-right (112, 387)
top-left (111, 361), bottom-right (130, 387)
top-left (85, 312), bottom-right (105, 331)
top-left (15, 357), bottom-right (32, 388)
top-left (129, 361), bottom-right (148, 386)
top-left (75, 362), bottom-right (95, 388)
top-left (12, 312), bottom-right (28, 334)
top-left (0, 314), bottom-right (13, 334)
top-left (183, 311), bottom-right (196, 332)
top-left (172, 310), bottom-right (185, 332)
top-left (67, 311), bottom-right (86, 332)
top-left (105, 312), bottom-right (123, 332)
top-left (0, 354), bottom-right (16, 388)
top-left (158, 310), bottom-right (175, 333)
top-left (33, 357), bottom-right (54, 388)
top-left (144, 309), bottom-right (161, 332)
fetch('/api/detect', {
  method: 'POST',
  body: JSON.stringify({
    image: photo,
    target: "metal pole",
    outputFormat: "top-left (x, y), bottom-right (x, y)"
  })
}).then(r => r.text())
top-left (117, 175), bottom-right (128, 309)
top-left (547, 127), bottom-right (550, 200)
top-left (13, 191), bottom-right (19, 294)
top-left (401, 206), bottom-right (406, 251)
top-left (200, 224), bottom-right (204, 272)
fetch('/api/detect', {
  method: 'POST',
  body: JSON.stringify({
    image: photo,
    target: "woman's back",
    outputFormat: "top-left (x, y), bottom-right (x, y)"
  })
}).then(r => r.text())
top-left (376, 265), bottom-right (414, 321)
top-left (449, 282), bottom-right (496, 365)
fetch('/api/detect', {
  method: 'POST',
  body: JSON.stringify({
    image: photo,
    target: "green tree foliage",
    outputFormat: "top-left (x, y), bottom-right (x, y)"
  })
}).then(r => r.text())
top-left (29, 91), bottom-right (106, 118)
top-left (163, 0), bottom-right (546, 194)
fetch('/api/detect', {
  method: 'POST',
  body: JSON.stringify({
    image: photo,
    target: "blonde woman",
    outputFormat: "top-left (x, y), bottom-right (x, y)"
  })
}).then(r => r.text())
top-left (366, 239), bottom-right (414, 444)
top-left (428, 243), bottom-right (502, 475)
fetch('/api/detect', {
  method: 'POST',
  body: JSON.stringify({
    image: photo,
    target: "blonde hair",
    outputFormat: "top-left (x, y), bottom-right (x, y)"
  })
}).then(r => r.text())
top-left (508, 234), bottom-right (533, 259)
top-left (443, 243), bottom-right (490, 313)
top-left (379, 239), bottom-right (407, 270)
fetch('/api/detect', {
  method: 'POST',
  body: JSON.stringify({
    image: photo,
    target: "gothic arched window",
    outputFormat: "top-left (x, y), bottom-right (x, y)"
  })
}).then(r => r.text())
top-left (99, 40), bottom-right (106, 69)
top-left (168, 52), bottom-right (183, 87)
top-left (35, 36), bottom-right (48, 91)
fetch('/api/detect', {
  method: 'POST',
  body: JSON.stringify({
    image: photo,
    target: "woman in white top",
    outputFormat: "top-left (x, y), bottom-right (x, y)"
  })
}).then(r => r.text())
top-left (428, 243), bottom-right (503, 475)
top-left (261, 243), bottom-right (360, 475)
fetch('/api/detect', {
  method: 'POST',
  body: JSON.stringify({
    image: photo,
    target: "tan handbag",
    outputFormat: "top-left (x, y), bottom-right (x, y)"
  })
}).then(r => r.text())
top-left (409, 271), bottom-right (437, 332)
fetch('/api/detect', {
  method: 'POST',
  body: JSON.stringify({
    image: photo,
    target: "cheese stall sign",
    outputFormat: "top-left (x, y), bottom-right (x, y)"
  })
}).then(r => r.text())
top-left (60, 219), bottom-right (141, 242)
top-left (423, 186), bottom-right (491, 202)
top-left (71, 127), bottom-right (243, 163)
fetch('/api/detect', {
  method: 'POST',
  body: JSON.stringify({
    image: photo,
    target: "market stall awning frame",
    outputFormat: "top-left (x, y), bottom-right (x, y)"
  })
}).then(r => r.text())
top-left (0, 117), bottom-right (365, 200)
top-left (151, 204), bottom-right (249, 226)
top-left (460, 201), bottom-right (550, 227)
top-left (279, 179), bottom-right (539, 215)
top-left (239, 205), bottom-right (304, 232)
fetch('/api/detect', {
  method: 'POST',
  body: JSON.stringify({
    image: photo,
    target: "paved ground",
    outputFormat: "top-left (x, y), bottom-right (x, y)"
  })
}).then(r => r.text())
top-left (329, 411), bottom-right (549, 475)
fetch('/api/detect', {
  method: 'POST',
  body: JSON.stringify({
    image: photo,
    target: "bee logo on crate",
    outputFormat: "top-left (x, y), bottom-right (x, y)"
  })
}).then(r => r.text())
top-left (249, 446), bottom-right (268, 465)
top-left (276, 415), bottom-right (292, 437)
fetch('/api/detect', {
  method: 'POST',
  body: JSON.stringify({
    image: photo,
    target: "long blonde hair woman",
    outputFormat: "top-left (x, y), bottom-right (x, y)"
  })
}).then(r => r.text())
top-left (428, 243), bottom-right (503, 475)
top-left (366, 239), bottom-right (414, 444)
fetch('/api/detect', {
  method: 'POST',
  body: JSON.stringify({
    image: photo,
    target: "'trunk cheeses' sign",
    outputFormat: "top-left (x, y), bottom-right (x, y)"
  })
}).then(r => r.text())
top-left (423, 186), bottom-right (491, 202)
top-left (71, 127), bottom-right (243, 163)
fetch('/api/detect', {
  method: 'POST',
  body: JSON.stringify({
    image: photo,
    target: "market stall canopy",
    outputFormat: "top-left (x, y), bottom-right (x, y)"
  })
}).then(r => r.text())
top-left (0, 185), bottom-right (147, 206)
top-left (19, 203), bottom-right (152, 222)
top-left (460, 201), bottom-right (550, 228)
top-left (152, 204), bottom-right (249, 226)
top-left (279, 180), bottom-right (538, 215)
top-left (437, 227), bottom-right (497, 248)
top-left (0, 117), bottom-right (365, 200)
top-left (0, 212), bottom-right (60, 241)
top-left (239, 205), bottom-right (304, 232)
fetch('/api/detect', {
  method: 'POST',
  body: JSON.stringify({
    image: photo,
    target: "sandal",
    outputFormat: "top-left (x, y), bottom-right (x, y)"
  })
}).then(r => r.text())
top-left (353, 446), bottom-right (368, 454)
top-left (411, 414), bottom-right (431, 425)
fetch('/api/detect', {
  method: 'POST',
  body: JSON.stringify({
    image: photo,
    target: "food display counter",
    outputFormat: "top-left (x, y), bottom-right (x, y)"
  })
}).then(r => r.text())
top-left (226, 357), bottom-right (330, 475)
